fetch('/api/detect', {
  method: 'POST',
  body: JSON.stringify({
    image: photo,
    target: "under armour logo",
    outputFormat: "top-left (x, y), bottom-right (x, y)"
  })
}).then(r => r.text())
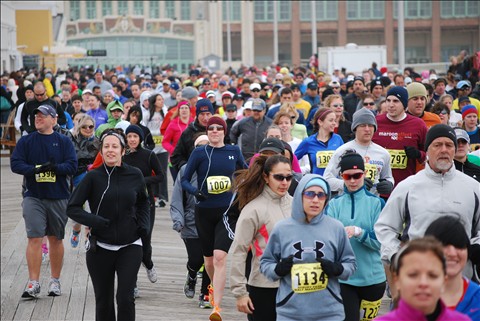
top-left (293, 241), bottom-right (325, 260)
top-left (229, 156), bottom-right (234, 160)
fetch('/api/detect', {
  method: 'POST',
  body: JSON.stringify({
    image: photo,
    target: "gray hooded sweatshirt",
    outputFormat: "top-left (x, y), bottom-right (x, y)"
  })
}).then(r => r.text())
top-left (260, 174), bottom-right (356, 321)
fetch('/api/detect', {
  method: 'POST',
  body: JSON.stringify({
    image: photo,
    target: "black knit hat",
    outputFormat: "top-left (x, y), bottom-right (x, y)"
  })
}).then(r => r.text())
top-left (125, 124), bottom-right (144, 143)
top-left (425, 216), bottom-right (470, 249)
top-left (339, 152), bottom-right (365, 172)
top-left (425, 124), bottom-right (457, 151)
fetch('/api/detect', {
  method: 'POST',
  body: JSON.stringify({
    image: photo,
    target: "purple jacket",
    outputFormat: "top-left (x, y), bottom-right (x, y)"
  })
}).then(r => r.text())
top-left (375, 299), bottom-right (471, 321)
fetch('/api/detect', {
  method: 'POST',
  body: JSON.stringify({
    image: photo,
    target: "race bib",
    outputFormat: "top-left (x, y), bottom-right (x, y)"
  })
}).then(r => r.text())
top-left (153, 136), bottom-right (163, 145)
top-left (35, 165), bottom-right (56, 183)
top-left (206, 176), bottom-right (231, 194)
top-left (291, 263), bottom-right (328, 293)
top-left (360, 299), bottom-right (382, 321)
top-left (387, 149), bottom-right (407, 169)
top-left (364, 163), bottom-right (378, 181)
top-left (316, 151), bottom-right (334, 168)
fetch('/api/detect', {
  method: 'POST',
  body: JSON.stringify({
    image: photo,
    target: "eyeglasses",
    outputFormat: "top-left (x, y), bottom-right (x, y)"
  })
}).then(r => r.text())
top-left (252, 89), bottom-right (260, 92)
top-left (34, 113), bottom-right (48, 119)
top-left (363, 102), bottom-right (375, 106)
top-left (208, 125), bottom-right (224, 131)
top-left (81, 125), bottom-right (95, 130)
top-left (34, 92), bottom-right (46, 97)
top-left (342, 172), bottom-right (364, 180)
top-left (332, 104), bottom-right (344, 108)
top-left (332, 86), bottom-right (340, 89)
top-left (303, 191), bottom-right (327, 200)
top-left (204, 83), bottom-right (211, 85)
top-left (271, 174), bottom-right (294, 182)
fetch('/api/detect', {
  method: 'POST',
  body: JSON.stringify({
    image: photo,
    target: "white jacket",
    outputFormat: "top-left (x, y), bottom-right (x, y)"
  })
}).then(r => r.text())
top-left (375, 162), bottom-right (480, 271)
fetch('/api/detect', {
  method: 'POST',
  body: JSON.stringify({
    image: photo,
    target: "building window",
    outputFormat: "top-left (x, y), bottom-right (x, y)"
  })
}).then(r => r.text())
top-left (254, 1), bottom-right (291, 22)
top-left (118, 0), bottom-right (128, 16)
top-left (181, 1), bottom-right (190, 20)
top-left (393, 1), bottom-right (431, 19)
top-left (300, 1), bottom-right (338, 21)
top-left (347, 1), bottom-right (384, 20)
top-left (222, 2), bottom-right (241, 21)
top-left (440, 1), bottom-right (479, 18)
top-left (102, 1), bottom-right (112, 16)
top-left (149, 1), bottom-right (159, 19)
top-left (86, 1), bottom-right (97, 19)
top-left (70, 1), bottom-right (80, 20)
top-left (133, 1), bottom-right (143, 15)
top-left (165, 1), bottom-right (175, 19)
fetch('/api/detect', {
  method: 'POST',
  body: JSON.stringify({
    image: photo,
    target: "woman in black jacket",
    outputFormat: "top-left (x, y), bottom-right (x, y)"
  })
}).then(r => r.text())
top-left (123, 124), bottom-right (164, 296)
top-left (67, 128), bottom-right (150, 321)
top-left (126, 105), bottom-right (155, 150)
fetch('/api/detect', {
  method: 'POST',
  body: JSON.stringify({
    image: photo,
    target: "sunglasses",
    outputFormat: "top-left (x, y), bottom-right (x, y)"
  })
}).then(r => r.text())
top-left (81, 125), bottom-right (95, 129)
top-left (332, 104), bottom-right (344, 108)
top-left (204, 83), bottom-right (211, 85)
top-left (342, 172), bottom-right (364, 180)
top-left (363, 102), bottom-right (375, 106)
top-left (208, 125), bottom-right (224, 131)
top-left (438, 110), bottom-right (448, 115)
top-left (303, 191), bottom-right (327, 200)
top-left (252, 89), bottom-right (260, 92)
top-left (271, 174), bottom-right (294, 182)
top-left (35, 92), bottom-right (46, 97)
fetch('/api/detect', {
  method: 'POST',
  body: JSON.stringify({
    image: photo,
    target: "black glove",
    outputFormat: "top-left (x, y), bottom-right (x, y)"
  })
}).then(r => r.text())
top-left (34, 161), bottom-right (57, 174)
top-left (376, 179), bottom-right (393, 195)
top-left (317, 258), bottom-right (344, 277)
top-left (469, 244), bottom-right (480, 265)
top-left (364, 177), bottom-right (373, 191)
top-left (404, 146), bottom-right (421, 160)
top-left (274, 255), bottom-right (294, 277)
top-left (195, 190), bottom-right (208, 202)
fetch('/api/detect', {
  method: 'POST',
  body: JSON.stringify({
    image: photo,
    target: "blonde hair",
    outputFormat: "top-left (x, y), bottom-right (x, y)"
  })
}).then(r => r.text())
top-left (73, 114), bottom-right (95, 138)
top-left (279, 102), bottom-right (299, 122)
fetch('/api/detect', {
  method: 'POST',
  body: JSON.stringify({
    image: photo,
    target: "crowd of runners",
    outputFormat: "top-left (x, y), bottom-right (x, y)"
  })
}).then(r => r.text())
top-left (2, 49), bottom-right (480, 321)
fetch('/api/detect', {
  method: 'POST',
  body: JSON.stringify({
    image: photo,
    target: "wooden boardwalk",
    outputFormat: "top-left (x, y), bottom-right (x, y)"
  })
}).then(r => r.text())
top-left (1, 157), bottom-right (390, 321)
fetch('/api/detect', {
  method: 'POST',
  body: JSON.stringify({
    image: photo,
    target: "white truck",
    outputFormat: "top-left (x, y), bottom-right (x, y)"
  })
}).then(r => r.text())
top-left (318, 43), bottom-right (387, 75)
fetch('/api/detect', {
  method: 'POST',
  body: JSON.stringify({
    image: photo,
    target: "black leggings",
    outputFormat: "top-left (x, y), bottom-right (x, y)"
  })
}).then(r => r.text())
top-left (141, 200), bottom-right (156, 269)
top-left (153, 152), bottom-right (169, 201)
top-left (340, 281), bottom-right (386, 321)
top-left (247, 286), bottom-right (277, 321)
top-left (184, 238), bottom-right (211, 295)
top-left (86, 244), bottom-right (143, 321)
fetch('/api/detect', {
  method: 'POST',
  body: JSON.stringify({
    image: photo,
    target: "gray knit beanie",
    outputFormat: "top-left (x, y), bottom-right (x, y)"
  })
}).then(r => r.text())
top-left (351, 108), bottom-right (377, 132)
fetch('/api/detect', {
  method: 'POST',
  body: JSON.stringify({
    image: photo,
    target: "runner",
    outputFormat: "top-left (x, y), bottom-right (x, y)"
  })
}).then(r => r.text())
top-left (295, 108), bottom-right (344, 175)
top-left (260, 174), bottom-right (356, 321)
top-left (181, 115), bottom-right (247, 321)
top-left (326, 151), bottom-right (386, 321)
top-left (230, 155), bottom-right (293, 320)
top-left (11, 104), bottom-right (77, 298)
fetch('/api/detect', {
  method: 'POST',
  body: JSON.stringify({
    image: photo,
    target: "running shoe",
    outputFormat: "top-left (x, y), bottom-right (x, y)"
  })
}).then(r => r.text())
top-left (133, 287), bottom-right (139, 299)
top-left (48, 278), bottom-right (61, 296)
top-left (145, 264), bottom-right (158, 283)
top-left (157, 199), bottom-right (166, 208)
top-left (197, 264), bottom-right (204, 279)
top-left (21, 280), bottom-right (40, 298)
top-left (198, 294), bottom-right (212, 309)
top-left (70, 230), bottom-right (80, 248)
top-left (209, 306), bottom-right (222, 321)
top-left (208, 284), bottom-right (215, 306)
top-left (184, 273), bottom-right (197, 299)
top-left (41, 243), bottom-right (48, 262)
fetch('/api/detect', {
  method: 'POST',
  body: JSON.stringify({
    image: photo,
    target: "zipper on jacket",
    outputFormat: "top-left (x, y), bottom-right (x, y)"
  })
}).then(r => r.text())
top-left (350, 192), bottom-right (355, 219)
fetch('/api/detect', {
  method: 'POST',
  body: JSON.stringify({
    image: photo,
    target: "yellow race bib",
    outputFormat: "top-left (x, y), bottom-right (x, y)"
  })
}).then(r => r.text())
top-left (360, 299), bottom-right (382, 321)
top-left (206, 176), bottom-right (231, 194)
top-left (153, 135), bottom-right (163, 145)
top-left (364, 163), bottom-right (378, 181)
top-left (291, 263), bottom-right (328, 293)
top-left (316, 151), bottom-right (334, 169)
top-left (387, 149), bottom-right (407, 169)
top-left (35, 165), bottom-right (56, 183)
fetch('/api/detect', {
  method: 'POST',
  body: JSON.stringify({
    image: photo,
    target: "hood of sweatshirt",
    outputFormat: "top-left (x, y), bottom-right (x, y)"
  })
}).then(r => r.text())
top-left (291, 174), bottom-right (331, 225)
